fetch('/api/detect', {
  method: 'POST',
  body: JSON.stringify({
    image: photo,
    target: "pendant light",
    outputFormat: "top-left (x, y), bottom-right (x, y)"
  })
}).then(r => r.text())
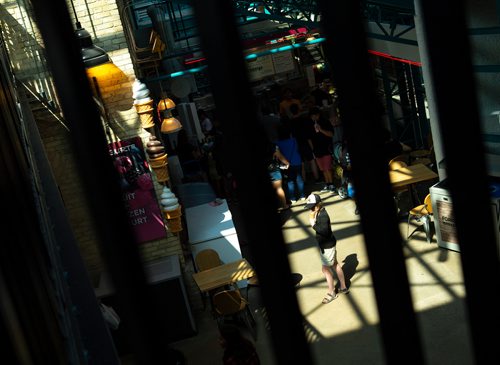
top-left (70, 0), bottom-right (111, 68)
top-left (158, 96), bottom-right (182, 134)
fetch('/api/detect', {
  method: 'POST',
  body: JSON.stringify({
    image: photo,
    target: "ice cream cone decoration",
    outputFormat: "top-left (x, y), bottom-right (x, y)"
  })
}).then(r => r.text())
top-left (135, 100), bottom-right (155, 129)
top-left (160, 186), bottom-right (182, 233)
top-left (132, 80), bottom-right (155, 129)
top-left (146, 136), bottom-right (169, 184)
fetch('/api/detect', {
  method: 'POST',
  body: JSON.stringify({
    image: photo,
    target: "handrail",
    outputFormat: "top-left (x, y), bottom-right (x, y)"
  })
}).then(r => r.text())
top-left (16, 78), bottom-right (69, 131)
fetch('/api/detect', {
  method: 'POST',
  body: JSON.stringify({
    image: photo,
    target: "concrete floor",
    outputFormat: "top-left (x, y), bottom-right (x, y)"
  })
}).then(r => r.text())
top-left (168, 184), bottom-right (474, 365)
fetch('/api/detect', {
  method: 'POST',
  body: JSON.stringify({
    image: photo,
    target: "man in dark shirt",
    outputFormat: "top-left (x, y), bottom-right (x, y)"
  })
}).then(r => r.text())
top-left (308, 107), bottom-right (336, 192)
top-left (288, 103), bottom-right (320, 183)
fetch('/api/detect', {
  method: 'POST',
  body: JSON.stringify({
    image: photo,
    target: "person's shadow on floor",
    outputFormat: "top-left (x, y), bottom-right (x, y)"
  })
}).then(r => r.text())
top-left (342, 253), bottom-right (359, 289)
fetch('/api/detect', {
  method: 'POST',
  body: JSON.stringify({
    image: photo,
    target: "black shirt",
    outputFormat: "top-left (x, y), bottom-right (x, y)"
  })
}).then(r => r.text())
top-left (309, 117), bottom-right (334, 158)
top-left (312, 208), bottom-right (337, 251)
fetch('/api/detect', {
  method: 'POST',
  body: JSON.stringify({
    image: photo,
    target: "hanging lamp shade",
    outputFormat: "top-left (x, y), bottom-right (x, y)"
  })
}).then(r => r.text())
top-left (161, 117), bottom-right (182, 134)
top-left (157, 98), bottom-right (176, 111)
top-left (75, 26), bottom-right (111, 68)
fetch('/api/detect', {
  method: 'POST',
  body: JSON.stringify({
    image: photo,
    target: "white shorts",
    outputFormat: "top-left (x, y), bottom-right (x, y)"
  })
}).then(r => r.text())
top-left (320, 246), bottom-right (337, 266)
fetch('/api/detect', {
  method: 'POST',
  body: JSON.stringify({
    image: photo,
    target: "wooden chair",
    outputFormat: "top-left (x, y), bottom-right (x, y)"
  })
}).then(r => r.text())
top-left (388, 160), bottom-right (408, 171)
top-left (389, 154), bottom-right (409, 166)
top-left (407, 193), bottom-right (433, 243)
top-left (212, 289), bottom-right (257, 340)
top-left (410, 133), bottom-right (435, 167)
top-left (245, 275), bottom-right (260, 300)
top-left (195, 249), bottom-right (222, 271)
top-left (410, 145), bottom-right (435, 167)
top-left (194, 249), bottom-right (224, 309)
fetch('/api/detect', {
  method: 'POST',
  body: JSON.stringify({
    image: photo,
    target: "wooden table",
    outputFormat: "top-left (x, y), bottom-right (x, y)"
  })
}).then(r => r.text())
top-left (389, 163), bottom-right (438, 205)
top-left (389, 163), bottom-right (438, 189)
top-left (192, 259), bottom-right (255, 293)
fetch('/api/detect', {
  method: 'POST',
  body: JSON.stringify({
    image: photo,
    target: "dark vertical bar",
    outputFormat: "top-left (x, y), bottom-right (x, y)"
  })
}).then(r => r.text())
top-left (381, 59), bottom-right (397, 133)
top-left (396, 63), bottom-right (413, 139)
top-left (416, 1), bottom-right (500, 362)
top-left (318, 1), bottom-right (424, 364)
top-left (191, 1), bottom-right (313, 364)
top-left (30, 1), bottom-right (171, 364)
top-left (412, 67), bottom-right (429, 148)
top-left (404, 64), bottom-right (419, 146)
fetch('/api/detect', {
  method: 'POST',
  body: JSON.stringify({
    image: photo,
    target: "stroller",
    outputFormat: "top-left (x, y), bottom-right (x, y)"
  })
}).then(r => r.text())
top-left (332, 141), bottom-right (355, 200)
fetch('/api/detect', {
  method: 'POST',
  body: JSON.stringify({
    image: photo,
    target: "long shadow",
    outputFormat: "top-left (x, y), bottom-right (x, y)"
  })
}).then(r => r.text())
top-left (341, 253), bottom-right (359, 289)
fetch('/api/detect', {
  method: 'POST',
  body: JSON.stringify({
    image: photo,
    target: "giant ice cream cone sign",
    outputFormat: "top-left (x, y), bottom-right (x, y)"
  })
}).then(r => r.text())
top-left (132, 80), bottom-right (155, 129)
top-left (146, 136), bottom-right (169, 184)
top-left (160, 186), bottom-right (182, 233)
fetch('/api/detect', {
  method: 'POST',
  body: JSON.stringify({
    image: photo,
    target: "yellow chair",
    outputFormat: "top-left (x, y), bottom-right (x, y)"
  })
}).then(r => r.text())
top-left (407, 193), bottom-right (433, 243)
top-left (212, 289), bottom-right (257, 340)
top-left (195, 249), bottom-right (222, 271)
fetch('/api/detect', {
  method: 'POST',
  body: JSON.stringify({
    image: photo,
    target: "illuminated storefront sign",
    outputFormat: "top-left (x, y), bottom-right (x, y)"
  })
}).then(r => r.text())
top-left (108, 137), bottom-right (166, 243)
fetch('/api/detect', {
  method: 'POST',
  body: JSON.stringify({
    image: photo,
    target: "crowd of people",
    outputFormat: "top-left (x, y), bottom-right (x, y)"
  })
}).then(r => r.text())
top-left (174, 84), bottom-right (414, 215)
top-left (261, 85), bottom-right (345, 212)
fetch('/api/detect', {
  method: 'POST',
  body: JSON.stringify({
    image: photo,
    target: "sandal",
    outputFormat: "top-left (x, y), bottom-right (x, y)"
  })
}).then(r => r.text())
top-left (322, 292), bottom-right (338, 304)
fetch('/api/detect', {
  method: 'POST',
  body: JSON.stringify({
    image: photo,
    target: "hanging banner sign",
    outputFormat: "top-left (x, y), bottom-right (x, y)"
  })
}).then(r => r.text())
top-left (108, 137), bottom-right (166, 243)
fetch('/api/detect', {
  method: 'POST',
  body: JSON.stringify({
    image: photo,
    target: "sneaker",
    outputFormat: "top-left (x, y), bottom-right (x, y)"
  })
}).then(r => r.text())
top-left (338, 287), bottom-right (350, 294)
top-left (320, 185), bottom-right (330, 192)
top-left (328, 185), bottom-right (337, 194)
top-left (299, 196), bottom-right (306, 201)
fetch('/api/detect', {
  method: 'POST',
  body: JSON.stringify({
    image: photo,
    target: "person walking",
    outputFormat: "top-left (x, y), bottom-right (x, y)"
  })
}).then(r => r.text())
top-left (266, 140), bottom-right (290, 211)
top-left (304, 193), bottom-right (349, 304)
top-left (275, 124), bottom-right (306, 203)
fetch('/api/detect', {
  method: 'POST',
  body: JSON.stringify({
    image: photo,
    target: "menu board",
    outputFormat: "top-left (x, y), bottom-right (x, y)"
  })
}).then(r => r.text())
top-left (247, 54), bottom-right (275, 81)
top-left (272, 50), bottom-right (295, 74)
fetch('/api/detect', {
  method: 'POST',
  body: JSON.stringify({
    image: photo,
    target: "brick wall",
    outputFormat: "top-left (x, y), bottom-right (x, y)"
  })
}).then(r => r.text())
top-left (1, 1), bottom-right (185, 285)
top-left (70, 0), bottom-right (185, 278)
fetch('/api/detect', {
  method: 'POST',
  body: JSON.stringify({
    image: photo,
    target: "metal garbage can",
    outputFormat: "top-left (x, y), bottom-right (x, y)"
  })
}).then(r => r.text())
top-left (430, 178), bottom-right (500, 255)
